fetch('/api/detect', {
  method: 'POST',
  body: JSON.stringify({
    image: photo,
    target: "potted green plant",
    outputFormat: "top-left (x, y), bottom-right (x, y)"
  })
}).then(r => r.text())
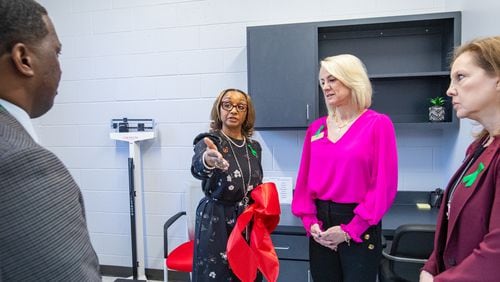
top-left (429, 96), bottom-right (446, 122)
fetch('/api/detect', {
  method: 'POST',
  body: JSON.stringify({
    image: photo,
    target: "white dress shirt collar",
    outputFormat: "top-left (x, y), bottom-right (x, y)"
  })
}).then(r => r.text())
top-left (0, 99), bottom-right (39, 143)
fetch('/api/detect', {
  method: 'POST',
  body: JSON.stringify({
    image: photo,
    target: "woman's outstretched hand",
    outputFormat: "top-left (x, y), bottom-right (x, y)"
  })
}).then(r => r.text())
top-left (204, 137), bottom-right (229, 171)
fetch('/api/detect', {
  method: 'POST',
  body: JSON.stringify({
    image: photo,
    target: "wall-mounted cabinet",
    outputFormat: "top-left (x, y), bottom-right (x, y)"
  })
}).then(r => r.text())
top-left (247, 12), bottom-right (461, 129)
top-left (247, 23), bottom-right (318, 128)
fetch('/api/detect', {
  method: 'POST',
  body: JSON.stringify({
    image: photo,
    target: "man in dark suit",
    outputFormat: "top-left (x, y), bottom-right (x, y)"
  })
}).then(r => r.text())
top-left (0, 0), bottom-right (101, 280)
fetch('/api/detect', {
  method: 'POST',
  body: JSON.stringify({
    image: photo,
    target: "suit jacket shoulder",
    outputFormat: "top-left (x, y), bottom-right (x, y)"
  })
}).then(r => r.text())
top-left (0, 109), bottom-right (101, 281)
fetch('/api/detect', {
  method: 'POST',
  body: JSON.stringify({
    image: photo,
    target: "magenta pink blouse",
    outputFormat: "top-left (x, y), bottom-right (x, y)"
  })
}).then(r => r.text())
top-left (291, 109), bottom-right (398, 242)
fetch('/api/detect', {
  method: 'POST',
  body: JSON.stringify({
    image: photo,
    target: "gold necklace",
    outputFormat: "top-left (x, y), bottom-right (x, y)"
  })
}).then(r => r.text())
top-left (332, 109), bottom-right (367, 131)
top-left (333, 112), bottom-right (355, 129)
top-left (331, 114), bottom-right (354, 134)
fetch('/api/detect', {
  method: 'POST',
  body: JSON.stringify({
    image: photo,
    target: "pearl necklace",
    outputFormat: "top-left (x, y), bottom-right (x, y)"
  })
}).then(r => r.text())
top-left (221, 131), bottom-right (252, 207)
top-left (220, 130), bottom-right (246, 148)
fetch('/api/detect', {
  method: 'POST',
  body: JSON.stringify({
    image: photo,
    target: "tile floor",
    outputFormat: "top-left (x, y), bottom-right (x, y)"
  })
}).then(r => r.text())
top-left (102, 276), bottom-right (162, 282)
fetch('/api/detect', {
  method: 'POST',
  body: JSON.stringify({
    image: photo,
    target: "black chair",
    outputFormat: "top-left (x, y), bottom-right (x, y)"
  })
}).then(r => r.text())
top-left (379, 224), bottom-right (436, 282)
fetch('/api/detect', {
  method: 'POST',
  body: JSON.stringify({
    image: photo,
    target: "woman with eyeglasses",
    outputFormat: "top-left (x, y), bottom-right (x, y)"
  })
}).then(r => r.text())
top-left (191, 88), bottom-right (263, 281)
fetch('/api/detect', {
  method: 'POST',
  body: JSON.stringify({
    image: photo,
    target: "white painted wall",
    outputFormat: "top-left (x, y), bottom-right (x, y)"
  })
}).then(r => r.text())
top-left (34, 0), bottom-right (499, 270)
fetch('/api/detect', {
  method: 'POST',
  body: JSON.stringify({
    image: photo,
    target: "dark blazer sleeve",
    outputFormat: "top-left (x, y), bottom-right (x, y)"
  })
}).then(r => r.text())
top-left (434, 155), bottom-right (500, 282)
top-left (424, 140), bottom-right (500, 282)
top-left (423, 142), bottom-right (478, 276)
top-left (422, 217), bottom-right (444, 275)
top-left (0, 146), bottom-right (101, 281)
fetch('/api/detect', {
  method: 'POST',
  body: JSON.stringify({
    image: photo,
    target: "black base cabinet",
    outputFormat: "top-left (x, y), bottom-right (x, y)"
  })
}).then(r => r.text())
top-left (267, 234), bottom-right (311, 282)
top-left (274, 260), bottom-right (311, 282)
top-left (248, 12), bottom-right (461, 129)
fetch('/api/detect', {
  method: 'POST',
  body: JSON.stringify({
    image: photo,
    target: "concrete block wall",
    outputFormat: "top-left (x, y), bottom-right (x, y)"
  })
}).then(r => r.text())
top-left (33, 0), bottom-right (500, 270)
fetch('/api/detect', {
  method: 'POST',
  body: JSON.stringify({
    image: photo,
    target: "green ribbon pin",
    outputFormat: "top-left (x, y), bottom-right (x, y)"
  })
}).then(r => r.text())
top-left (462, 162), bottom-right (485, 187)
top-left (314, 125), bottom-right (324, 136)
top-left (248, 144), bottom-right (257, 157)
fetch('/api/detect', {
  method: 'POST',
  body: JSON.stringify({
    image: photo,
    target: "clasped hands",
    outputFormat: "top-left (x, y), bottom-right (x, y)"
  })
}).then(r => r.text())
top-left (310, 224), bottom-right (347, 251)
top-left (203, 137), bottom-right (229, 171)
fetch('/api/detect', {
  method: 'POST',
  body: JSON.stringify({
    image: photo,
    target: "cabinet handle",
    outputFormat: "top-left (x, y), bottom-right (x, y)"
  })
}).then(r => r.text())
top-left (306, 104), bottom-right (310, 120)
top-left (308, 270), bottom-right (311, 282)
top-left (274, 246), bottom-right (290, 250)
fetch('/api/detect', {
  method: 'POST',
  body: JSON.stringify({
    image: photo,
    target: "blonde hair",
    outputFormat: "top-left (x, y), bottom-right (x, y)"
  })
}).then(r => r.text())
top-left (320, 54), bottom-right (372, 114)
top-left (209, 88), bottom-right (256, 137)
top-left (451, 36), bottom-right (500, 139)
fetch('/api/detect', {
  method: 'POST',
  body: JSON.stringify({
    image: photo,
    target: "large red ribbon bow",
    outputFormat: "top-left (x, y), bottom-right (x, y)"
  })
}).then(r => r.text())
top-left (227, 182), bottom-right (281, 282)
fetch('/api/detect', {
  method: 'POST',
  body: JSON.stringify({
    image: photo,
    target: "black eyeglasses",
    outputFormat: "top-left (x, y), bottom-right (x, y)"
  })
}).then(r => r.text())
top-left (221, 102), bottom-right (247, 112)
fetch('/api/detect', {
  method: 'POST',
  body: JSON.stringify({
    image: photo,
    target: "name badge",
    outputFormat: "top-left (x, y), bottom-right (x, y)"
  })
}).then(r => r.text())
top-left (311, 132), bottom-right (324, 142)
top-left (311, 124), bottom-right (325, 142)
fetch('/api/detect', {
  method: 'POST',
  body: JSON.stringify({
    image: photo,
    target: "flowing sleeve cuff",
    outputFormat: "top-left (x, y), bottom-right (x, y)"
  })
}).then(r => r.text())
top-left (340, 215), bottom-right (371, 243)
top-left (301, 215), bottom-right (322, 237)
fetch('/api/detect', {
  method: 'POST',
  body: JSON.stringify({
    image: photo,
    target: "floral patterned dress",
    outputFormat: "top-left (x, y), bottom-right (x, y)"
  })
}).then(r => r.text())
top-left (191, 131), bottom-right (263, 282)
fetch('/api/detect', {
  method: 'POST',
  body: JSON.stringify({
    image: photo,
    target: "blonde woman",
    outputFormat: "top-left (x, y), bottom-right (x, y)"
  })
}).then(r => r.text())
top-left (292, 54), bottom-right (398, 282)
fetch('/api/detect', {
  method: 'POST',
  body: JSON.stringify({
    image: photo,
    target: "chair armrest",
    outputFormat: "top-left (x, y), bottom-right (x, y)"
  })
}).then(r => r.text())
top-left (164, 211), bottom-right (186, 258)
top-left (379, 259), bottom-right (410, 282)
top-left (382, 249), bottom-right (428, 264)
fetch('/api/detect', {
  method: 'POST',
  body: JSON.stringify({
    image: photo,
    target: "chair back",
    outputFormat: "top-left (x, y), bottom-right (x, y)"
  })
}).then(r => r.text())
top-left (185, 181), bottom-right (205, 240)
top-left (381, 224), bottom-right (435, 282)
top-left (163, 182), bottom-right (206, 281)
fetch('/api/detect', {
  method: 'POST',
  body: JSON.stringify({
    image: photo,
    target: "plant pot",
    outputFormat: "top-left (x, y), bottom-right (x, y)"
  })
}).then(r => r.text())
top-left (429, 106), bottom-right (445, 122)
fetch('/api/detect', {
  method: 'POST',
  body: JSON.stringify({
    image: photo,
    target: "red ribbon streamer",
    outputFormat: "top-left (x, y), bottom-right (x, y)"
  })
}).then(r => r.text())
top-left (227, 182), bottom-right (281, 282)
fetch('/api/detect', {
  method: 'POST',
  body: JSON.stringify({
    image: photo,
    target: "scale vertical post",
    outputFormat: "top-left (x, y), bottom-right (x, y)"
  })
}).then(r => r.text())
top-left (110, 118), bottom-right (155, 282)
top-left (127, 157), bottom-right (138, 279)
top-left (129, 141), bottom-right (146, 280)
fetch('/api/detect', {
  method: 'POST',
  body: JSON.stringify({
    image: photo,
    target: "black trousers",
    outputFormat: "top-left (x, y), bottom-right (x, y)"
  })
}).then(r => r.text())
top-left (309, 200), bottom-right (382, 282)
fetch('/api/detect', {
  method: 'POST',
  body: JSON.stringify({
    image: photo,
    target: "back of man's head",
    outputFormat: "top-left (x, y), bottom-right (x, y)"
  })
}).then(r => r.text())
top-left (0, 0), bottom-right (62, 119)
top-left (0, 0), bottom-right (48, 56)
